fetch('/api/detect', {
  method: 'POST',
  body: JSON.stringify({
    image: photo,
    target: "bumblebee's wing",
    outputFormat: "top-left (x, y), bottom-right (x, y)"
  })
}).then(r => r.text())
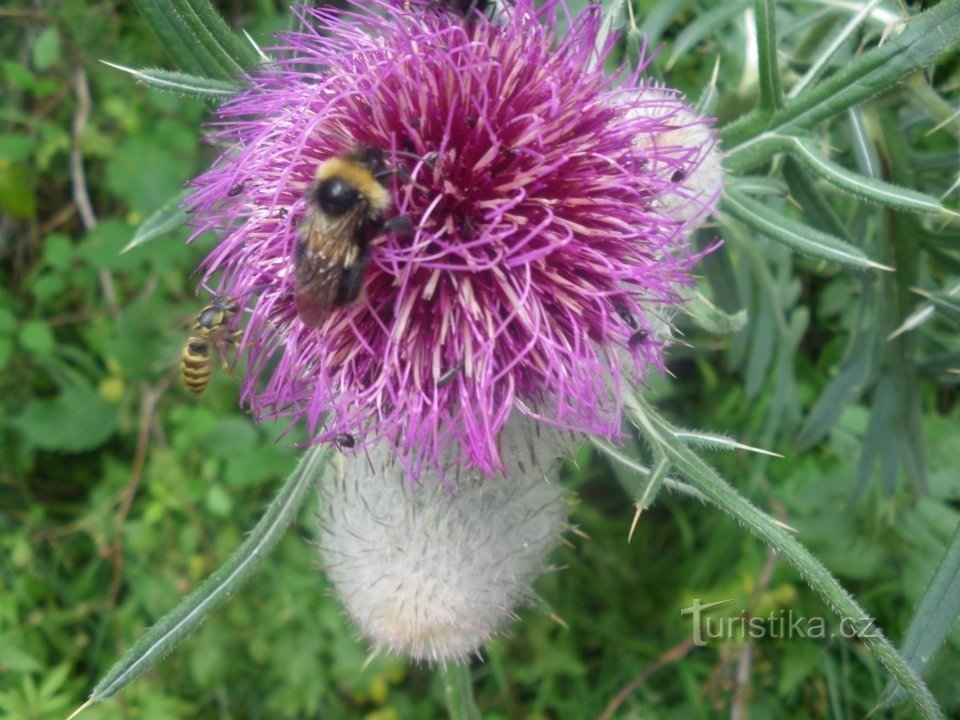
top-left (295, 209), bottom-right (363, 327)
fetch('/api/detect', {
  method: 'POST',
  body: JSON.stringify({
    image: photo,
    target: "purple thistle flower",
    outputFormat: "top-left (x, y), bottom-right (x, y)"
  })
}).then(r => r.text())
top-left (187, 0), bottom-right (719, 480)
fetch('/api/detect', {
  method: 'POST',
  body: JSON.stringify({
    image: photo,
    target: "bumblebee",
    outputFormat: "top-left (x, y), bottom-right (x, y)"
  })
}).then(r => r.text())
top-left (180, 295), bottom-right (241, 395)
top-left (294, 146), bottom-right (393, 328)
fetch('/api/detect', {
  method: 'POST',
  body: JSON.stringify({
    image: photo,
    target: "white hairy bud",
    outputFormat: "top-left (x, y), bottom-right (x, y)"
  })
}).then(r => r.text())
top-left (317, 418), bottom-right (571, 664)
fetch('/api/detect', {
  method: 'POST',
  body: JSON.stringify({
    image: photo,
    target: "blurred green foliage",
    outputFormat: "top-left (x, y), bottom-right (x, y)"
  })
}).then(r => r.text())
top-left (1, 0), bottom-right (958, 719)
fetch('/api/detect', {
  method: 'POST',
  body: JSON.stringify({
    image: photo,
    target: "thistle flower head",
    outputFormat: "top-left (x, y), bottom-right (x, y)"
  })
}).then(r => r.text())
top-left (188, 0), bottom-right (719, 479)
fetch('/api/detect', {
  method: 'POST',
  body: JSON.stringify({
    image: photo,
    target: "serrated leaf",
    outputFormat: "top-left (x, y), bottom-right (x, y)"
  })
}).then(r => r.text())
top-left (101, 62), bottom-right (240, 100)
top-left (131, 0), bottom-right (259, 78)
top-left (882, 523), bottom-right (960, 706)
top-left (723, 189), bottom-right (890, 271)
top-left (122, 188), bottom-right (191, 254)
top-left (74, 446), bottom-right (328, 715)
top-left (723, 0), bottom-right (960, 157)
top-left (785, 136), bottom-right (950, 216)
top-left (15, 383), bottom-right (118, 453)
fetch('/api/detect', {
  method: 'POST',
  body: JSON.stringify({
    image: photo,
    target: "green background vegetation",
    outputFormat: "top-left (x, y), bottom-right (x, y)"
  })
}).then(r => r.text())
top-left (1, 0), bottom-right (958, 718)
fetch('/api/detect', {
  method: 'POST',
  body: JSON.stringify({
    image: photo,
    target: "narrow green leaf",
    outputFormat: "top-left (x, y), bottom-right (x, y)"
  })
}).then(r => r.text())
top-left (131, 0), bottom-right (259, 79)
top-left (665, 0), bottom-right (749, 71)
top-left (121, 189), bottom-right (192, 254)
top-left (672, 429), bottom-right (782, 457)
top-left (787, 0), bottom-right (881, 99)
top-left (685, 292), bottom-right (749, 334)
top-left (728, 175), bottom-right (789, 197)
top-left (786, 136), bottom-right (951, 216)
top-left (755, 0), bottom-right (782, 112)
top-left (170, 0), bottom-right (256, 76)
top-left (782, 158), bottom-right (850, 240)
top-left (723, 0), bottom-right (960, 149)
top-left (100, 62), bottom-right (240, 100)
top-left (631, 456), bottom-right (670, 538)
top-left (797, 282), bottom-right (879, 450)
top-left (722, 189), bottom-right (891, 271)
top-left (627, 392), bottom-right (947, 720)
top-left (882, 523), bottom-right (960, 706)
top-left (916, 289), bottom-right (960, 322)
top-left (75, 447), bottom-right (328, 714)
top-left (131, 0), bottom-right (220, 77)
top-left (889, 281), bottom-right (960, 339)
top-left (847, 107), bottom-right (881, 179)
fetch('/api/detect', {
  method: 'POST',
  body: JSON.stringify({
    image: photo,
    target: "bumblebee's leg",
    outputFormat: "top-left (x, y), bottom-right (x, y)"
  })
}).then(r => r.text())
top-left (383, 215), bottom-right (415, 236)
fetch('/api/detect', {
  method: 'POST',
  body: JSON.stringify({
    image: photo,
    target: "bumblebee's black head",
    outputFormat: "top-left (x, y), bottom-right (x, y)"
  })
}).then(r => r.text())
top-left (313, 177), bottom-right (363, 217)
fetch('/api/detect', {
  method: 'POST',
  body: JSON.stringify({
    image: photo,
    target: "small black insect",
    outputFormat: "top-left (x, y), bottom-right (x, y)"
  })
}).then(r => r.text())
top-left (333, 433), bottom-right (356, 450)
top-left (628, 329), bottom-right (649, 347)
top-left (670, 169), bottom-right (686, 183)
top-left (228, 181), bottom-right (245, 197)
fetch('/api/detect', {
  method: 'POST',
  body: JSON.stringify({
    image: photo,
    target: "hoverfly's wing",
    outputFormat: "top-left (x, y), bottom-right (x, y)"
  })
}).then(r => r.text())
top-left (294, 209), bottom-right (364, 327)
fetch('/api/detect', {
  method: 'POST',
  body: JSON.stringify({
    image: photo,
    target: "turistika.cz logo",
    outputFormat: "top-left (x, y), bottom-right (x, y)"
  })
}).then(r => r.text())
top-left (681, 599), bottom-right (881, 647)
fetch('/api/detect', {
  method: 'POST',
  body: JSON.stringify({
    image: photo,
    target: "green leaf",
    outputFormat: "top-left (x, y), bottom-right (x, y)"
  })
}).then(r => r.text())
top-left (121, 188), bottom-right (191, 254)
top-left (728, 175), bottom-right (789, 197)
top-left (626, 391), bottom-right (946, 720)
top-left (723, 0), bottom-right (960, 154)
top-left (787, 0), bottom-right (882, 99)
top-left (73, 446), bottom-right (328, 715)
top-left (15, 383), bottom-right (119, 453)
top-left (782, 158), bottom-right (850, 240)
top-left (0, 162), bottom-right (36, 219)
top-left (18, 320), bottom-right (55, 356)
top-left (755, 0), bottom-right (782, 112)
top-left (100, 62), bottom-right (241, 100)
top-left (31, 26), bottom-right (61, 70)
top-left (0, 134), bottom-right (39, 163)
top-left (685, 292), bottom-right (748, 334)
top-left (665, 0), bottom-right (749, 71)
top-left (784, 136), bottom-right (951, 216)
top-left (131, 0), bottom-right (260, 78)
top-left (797, 283), bottom-right (878, 450)
top-left (722, 189), bottom-right (890, 271)
top-left (882, 523), bottom-right (960, 706)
